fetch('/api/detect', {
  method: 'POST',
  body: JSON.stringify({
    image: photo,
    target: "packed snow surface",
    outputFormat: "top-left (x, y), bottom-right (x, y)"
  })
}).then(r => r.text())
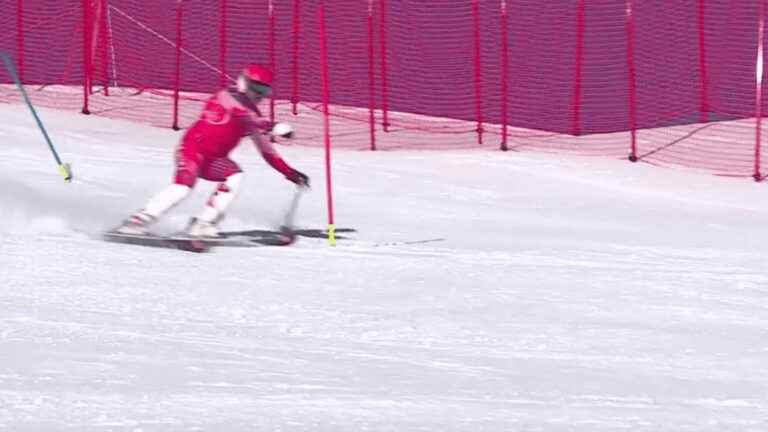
top-left (0, 103), bottom-right (767, 431)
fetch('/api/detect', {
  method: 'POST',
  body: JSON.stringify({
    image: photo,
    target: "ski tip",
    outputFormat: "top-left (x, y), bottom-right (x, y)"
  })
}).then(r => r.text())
top-left (102, 231), bottom-right (212, 253)
top-left (184, 240), bottom-right (211, 253)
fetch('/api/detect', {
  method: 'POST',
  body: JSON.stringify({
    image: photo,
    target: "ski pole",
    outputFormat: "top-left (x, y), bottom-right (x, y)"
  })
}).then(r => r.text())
top-left (281, 186), bottom-right (304, 233)
top-left (1, 52), bottom-right (72, 182)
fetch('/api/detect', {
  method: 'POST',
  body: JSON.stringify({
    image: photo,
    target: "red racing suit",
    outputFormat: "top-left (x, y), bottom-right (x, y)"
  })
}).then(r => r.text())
top-left (174, 88), bottom-right (296, 187)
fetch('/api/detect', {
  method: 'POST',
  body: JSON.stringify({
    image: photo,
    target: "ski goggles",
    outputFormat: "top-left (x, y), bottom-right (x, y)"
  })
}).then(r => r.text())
top-left (247, 81), bottom-right (273, 98)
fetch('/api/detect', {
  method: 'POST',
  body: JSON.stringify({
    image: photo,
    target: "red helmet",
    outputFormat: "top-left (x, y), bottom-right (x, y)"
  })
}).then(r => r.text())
top-left (237, 64), bottom-right (274, 98)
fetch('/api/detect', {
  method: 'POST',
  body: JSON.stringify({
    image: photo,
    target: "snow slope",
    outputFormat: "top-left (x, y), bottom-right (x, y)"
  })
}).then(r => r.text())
top-left (1, 103), bottom-right (767, 431)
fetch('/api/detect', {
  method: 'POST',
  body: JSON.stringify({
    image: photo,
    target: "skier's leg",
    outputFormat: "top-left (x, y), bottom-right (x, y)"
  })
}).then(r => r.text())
top-left (187, 158), bottom-right (243, 237)
top-left (116, 142), bottom-right (200, 234)
top-left (116, 184), bottom-right (192, 234)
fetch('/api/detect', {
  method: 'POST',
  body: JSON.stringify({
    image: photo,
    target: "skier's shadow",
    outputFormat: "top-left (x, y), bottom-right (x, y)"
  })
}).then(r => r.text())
top-left (220, 227), bottom-right (357, 240)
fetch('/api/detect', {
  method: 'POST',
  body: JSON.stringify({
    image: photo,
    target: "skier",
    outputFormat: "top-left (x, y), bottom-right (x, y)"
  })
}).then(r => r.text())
top-left (114, 64), bottom-right (309, 238)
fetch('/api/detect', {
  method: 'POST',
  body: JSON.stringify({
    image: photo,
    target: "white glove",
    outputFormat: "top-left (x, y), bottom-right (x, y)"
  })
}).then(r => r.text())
top-left (271, 122), bottom-right (294, 139)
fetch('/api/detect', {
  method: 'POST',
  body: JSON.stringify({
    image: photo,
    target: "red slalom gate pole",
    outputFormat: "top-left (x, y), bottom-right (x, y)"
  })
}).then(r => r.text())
top-left (82, 0), bottom-right (91, 114)
top-left (173, 1), bottom-right (183, 130)
top-left (500, 0), bottom-right (509, 151)
top-left (319, 1), bottom-right (336, 246)
top-left (697, 0), bottom-right (709, 123)
top-left (572, 0), bottom-right (585, 136)
top-left (268, 0), bottom-right (276, 123)
top-left (367, 0), bottom-right (377, 151)
top-left (219, 0), bottom-right (227, 88)
top-left (98, 0), bottom-right (110, 95)
top-left (471, 0), bottom-right (484, 145)
top-left (291, 0), bottom-right (300, 115)
top-left (378, 0), bottom-right (390, 131)
top-left (755, 0), bottom-right (766, 181)
top-left (625, 0), bottom-right (638, 162)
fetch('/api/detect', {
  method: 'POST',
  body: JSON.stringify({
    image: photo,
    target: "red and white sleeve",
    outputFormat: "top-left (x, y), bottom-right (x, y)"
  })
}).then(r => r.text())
top-left (251, 132), bottom-right (294, 177)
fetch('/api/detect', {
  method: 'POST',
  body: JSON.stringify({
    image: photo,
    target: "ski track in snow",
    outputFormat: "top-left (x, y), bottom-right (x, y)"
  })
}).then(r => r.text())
top-left (1, 104), bottom-right (767, 431)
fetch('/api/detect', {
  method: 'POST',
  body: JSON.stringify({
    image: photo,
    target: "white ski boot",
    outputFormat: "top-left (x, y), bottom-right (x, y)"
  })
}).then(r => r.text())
top-left (114, 212), bottom-right (155, 235)
top-left (185, 217), bottom-right (220, 238)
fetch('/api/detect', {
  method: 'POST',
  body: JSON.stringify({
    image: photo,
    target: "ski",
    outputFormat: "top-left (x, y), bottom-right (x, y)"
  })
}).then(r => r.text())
top-left (204, 232), bottom-right (296, 247)
top-left (103, 224), bottom-right (354, 252)
top-left (103, 231), bottom-right (210, 253)
top-left (103, 231), bottom-right (297, 252)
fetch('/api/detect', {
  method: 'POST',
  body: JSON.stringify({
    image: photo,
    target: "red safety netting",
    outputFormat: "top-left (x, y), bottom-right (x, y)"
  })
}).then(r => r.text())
top-left (1, 1), bottom-right (768, 179)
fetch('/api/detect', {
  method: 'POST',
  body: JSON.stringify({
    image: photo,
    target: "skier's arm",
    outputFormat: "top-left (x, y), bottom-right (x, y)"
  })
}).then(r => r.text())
top-left (250, 132), bottom-right (309, 187)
